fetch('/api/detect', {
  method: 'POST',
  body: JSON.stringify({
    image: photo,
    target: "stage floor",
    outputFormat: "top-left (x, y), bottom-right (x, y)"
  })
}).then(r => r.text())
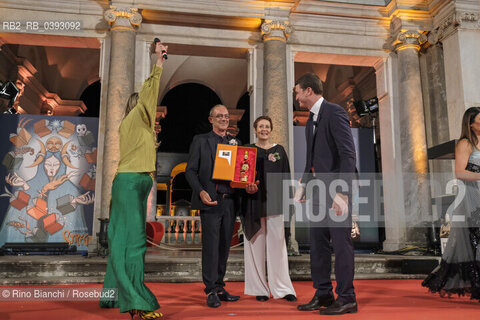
top-left (1, 280), bottom-right (479, 320)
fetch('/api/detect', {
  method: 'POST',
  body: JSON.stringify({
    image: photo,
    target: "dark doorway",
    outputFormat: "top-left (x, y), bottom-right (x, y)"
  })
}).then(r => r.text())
top-left (79, 81), bottom-right (101, 117)
top-left (171, 172), bottom-right (192, 203)
top-left (236, 92), bottom-right (250, 145)
top-left (158, 83), bottom-right (222, 153)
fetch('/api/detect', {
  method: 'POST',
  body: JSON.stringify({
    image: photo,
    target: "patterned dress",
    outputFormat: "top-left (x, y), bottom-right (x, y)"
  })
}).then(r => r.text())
top-left (422, 147), bottom-right (480, 301)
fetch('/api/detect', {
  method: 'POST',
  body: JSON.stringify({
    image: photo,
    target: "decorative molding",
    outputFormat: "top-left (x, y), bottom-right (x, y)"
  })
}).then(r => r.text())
top-left (17, 62), bottom-right (86, 116)
top-left (390, 30), bottom-right (428, 52)
top-left (0, 45), bottom-right (86, 115)
top-left (124, 0), bottom-right (294, 19)
top-left (0, 0), bottom-right (108, 16)
top-left (461, 11), bottom-right (480, 22)
top-left (261, 20), bottom-right (292, 42)
top-left (142, 9), bottom-right (262, 32)
top-left (432, 10), bottom-right (480, 43)
top-left (104, 6), bottom-right (142, 30)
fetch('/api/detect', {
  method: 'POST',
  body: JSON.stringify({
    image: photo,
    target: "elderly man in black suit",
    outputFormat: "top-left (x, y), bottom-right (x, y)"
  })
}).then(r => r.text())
top-left (186, 104), bottom-right (257, 308)
top-left (294, 73), bottom-right (358, 315)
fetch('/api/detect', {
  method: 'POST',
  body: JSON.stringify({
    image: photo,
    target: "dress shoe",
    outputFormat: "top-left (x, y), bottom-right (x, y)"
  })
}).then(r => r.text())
top-left (256, 295), bottom-right (269, 302)
top-left (297, 294), bottom-right (334, 311)
top-left (283, 294), bottom-right (297, 302)
top-left (217, 290), bottom-right (240, 302)
top-left (206, 293), bottom-right (221, 308)
top-left (320, 301), bottom-right (357, 315)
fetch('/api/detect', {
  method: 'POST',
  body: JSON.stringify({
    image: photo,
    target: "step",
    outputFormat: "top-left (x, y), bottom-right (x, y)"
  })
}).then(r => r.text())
top-left (0, 253), bottom-right (439, 285)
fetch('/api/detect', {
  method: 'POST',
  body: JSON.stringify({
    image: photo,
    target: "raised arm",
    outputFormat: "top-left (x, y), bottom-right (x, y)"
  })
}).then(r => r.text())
top-left (136, 42), bottom-right (168, 129)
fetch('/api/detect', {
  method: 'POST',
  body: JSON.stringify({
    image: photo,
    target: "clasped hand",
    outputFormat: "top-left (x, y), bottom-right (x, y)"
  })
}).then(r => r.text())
top-left (245, 180), bottom-right (259, 194)
top-left (199, 180), bottom-right (259, 206)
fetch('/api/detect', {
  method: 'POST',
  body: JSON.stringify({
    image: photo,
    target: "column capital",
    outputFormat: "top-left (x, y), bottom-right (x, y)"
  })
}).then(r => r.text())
top-left (261, 20), bottom-right (292, 42)
top-left (104, 6), bottom-right (142, 31)
top-left (432, 9), bottom-right (480, 43)
top-left (391, 30), bottom-right (427, 52)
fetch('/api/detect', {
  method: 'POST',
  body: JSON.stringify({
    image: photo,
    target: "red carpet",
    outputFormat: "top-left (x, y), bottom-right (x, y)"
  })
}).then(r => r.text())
top-left (1, 280), bottom-right (479, 320)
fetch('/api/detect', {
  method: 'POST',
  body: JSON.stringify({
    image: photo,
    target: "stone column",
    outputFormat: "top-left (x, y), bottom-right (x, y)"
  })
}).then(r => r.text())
top-left (375, 55), bottom-right (407, 251)
top-left (419, 43), bottom-right (453, 202)
top-left (89, 37), bottom-right (111, 253)
top-left (247, 47), bottom-right (264, 143)
top-left (100, 7), bottom-right (142, 220)
top-left (433, 5), bottom-right (480, 139)
top-left (261, 20), bottom-right (292, 152)
top-left (261, 20), bottom-right (298, 255)
top-left (383, 30), bottom-right (432, 249)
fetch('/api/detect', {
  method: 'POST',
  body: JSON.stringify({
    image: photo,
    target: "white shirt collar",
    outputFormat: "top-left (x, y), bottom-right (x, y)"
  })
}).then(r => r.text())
top-left (310, 96), bottom-right (324, 116)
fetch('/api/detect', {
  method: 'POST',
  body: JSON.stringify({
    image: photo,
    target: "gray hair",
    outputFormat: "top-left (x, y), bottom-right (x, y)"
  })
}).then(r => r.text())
top-left (209, 104), bottom-right (227, 117)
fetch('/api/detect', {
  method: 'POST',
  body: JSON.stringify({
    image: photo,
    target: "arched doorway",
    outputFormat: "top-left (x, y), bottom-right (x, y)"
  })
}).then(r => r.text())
top-left (158, 83), bottom-right (222, 153)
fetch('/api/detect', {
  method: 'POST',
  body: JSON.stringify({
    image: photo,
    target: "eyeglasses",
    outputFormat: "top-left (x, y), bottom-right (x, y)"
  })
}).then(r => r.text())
top-left (214, 114), bottom-right (230, 119)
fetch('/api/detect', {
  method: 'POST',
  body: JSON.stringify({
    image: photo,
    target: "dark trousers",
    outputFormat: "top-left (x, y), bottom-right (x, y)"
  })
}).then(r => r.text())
top-left (310, 212), bottom-right (356, 304)
top-left (200, 198), bottom-right (235, 294)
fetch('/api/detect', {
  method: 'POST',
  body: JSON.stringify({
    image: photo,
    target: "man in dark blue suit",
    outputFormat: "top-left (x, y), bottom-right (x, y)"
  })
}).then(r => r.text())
top-left (294, 73), bottom-right (358, 315)
top-left (186, 104), bottom-right (257, 308)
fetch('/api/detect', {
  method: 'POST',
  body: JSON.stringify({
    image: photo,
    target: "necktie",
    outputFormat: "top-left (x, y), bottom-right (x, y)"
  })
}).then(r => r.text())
top-left (308, 112), bottom-right (315, 170)
top-left (309, 111), bottom-right (315, 134)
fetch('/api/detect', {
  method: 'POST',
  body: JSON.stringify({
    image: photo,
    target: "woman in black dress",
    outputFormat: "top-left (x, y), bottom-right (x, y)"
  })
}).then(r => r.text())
top-left (422, 107), bottom-right (480, 301)
top-left (242, 116), bottom-right (296, 302)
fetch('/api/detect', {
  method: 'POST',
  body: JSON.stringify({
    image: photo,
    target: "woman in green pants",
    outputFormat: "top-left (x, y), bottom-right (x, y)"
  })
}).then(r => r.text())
top-left (100, 40), bottom-right (167, 320)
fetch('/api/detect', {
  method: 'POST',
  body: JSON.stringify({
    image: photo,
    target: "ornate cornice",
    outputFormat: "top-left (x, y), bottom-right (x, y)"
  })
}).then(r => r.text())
top-left (432, 10), bottom-right (479, 43)
top-left (104, 6), bottom-right (142, 31)
top-left (261, 20), bottom-right (292, 42)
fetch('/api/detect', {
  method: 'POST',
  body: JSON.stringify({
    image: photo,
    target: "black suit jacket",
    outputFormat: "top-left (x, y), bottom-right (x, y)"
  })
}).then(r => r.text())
top-left (302, 99), bottom-right (356, 193)
top-left (185, 131), bottom-right (239, 211)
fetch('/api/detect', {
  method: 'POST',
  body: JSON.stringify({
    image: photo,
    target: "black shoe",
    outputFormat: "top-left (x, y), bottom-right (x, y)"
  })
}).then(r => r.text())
top-left (297, 294), bottom-right (334, 311)
top-left (256, 295), bottom-right (269, 302)
top-left (206, 293), bottom-right (221, 308)
top-left (320, 301), bottom-right (357, 315)
top-left (283, 294), bottom-right (297, 302)
top-left (217, 290), bottom-right (240, 302)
